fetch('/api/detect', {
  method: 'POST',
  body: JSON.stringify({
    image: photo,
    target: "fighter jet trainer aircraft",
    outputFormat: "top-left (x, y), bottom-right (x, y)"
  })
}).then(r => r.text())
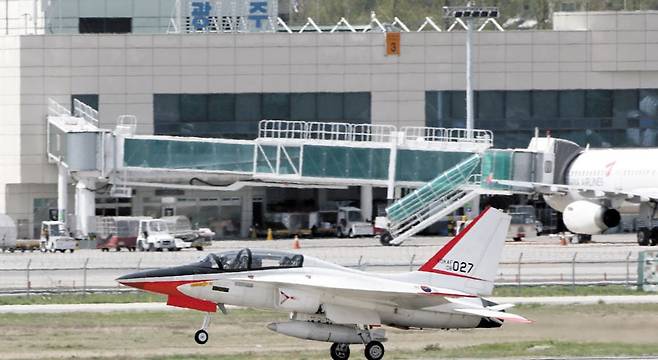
top-left (117, 207), bottom-right (530, 360)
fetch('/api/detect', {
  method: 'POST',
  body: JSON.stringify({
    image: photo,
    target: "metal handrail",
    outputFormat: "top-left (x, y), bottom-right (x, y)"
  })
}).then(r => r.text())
top-left (73, 99), bottom-right (99, 127)
top-left (47, 98), bottom-right (71, 117)
top-left (258, 120), bottom-right (396, 143)
top-left (401, 126), bottom-right (493, 145)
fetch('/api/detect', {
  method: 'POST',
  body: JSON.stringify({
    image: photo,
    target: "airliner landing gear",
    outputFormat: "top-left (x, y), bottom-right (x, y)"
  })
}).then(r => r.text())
top-left (194, 313), bottom-right (211, 345)
top-left (364, 341), bottom-right (385, 360)
top-left (330, 343), bottom-right (350, 360)
top-left (576, 234), bottom-right (592, 243)
top-left (638, 227), bottom-right (651, 246)
top-left (638, 227), bottom-right (658, 246)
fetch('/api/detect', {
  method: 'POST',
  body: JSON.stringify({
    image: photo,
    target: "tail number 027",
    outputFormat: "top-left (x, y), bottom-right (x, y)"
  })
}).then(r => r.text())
top-left (452, 261), bottom-right (474, 274)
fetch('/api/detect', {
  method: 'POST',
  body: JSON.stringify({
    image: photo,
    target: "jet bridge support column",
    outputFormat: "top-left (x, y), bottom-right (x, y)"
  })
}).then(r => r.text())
top-left (75, 177), bottom-right (96, 237)
top-left (240, 188), bottom-right (254, 238)
top-left (57, 166), bottom-right (68, 223)
top-left (360, 185), bottom-right (373, 222)
top-left (386, 132), bottom-right (401, 205)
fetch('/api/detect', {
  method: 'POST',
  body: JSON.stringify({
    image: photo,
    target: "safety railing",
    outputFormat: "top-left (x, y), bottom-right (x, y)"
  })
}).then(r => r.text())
top-left (401, 126), bottom-right (494, 145)
top-left (47, 98), bottom-right (71, 117)
top-left (387, 154), bottom-right (481, 223)
top-left (258, 120), bottom-right (396, 144)
top-left (73, 99), bottom-right (99, 128)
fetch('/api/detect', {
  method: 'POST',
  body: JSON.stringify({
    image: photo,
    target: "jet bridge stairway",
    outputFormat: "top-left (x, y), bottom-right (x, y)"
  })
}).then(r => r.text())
top-left (382, 154), bottom-right (482, 246)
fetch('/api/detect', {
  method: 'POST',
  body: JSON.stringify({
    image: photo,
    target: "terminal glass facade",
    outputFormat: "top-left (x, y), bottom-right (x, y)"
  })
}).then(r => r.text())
top-left (154, 92), bottom-right (371, 139)
top-left (426, 89), bottom-right (658, 148)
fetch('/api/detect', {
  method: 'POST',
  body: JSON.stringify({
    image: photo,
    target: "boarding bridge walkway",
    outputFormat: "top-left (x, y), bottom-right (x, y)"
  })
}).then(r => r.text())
top-left (47, 99), bottom-right (513, 241)
top-left (47, 100), bottom-right (494, 191)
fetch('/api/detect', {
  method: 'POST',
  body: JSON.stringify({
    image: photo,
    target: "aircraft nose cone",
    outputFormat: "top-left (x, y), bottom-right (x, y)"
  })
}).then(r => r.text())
top-left (266, 323), bottom-right (277, 332)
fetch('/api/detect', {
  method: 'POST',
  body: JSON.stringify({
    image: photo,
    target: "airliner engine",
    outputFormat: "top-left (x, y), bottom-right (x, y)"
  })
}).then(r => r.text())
top-left (562, 200), bottom-right (620, 234)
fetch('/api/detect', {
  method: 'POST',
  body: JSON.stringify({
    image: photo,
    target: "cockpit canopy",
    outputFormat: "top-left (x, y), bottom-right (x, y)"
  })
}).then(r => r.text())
top-left (196, 248), bottom-right (304, 271)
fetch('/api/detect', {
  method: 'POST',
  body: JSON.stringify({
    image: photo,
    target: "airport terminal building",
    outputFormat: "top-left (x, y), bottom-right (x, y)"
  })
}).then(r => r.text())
top-left (2, 0), bottom-right (658, 238)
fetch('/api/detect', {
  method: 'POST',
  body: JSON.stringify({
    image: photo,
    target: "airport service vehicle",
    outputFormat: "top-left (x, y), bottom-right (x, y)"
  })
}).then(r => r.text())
top-left (270, 212), bottom-right (312, 237)
top-left (162, 216), bottom-right (213, 251)
top-left (255, 221), bottom-right (290, 239)
top-left (137, 219), bottom-right (176, 251)
top-left (0, 215), bottom-right (17, 252)
top-left (95, 217), bottom-right (145, 252)
top-left (118, 207), bottom-right (529, 360)
top-left (507, 205), bottom-right (539, 242)
top-left (309, 210), bottom-right (338, 237)
top-left (15, 239), bottom-right (40, 252)
top-left (335, 206), bottom-right (373, 238)
top-left (40, 221), bottom-right (76, 253)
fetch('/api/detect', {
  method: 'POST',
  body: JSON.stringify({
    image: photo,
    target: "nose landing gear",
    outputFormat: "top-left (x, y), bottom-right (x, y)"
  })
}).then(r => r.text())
top-left (194, 312), bottom-right (212, 345)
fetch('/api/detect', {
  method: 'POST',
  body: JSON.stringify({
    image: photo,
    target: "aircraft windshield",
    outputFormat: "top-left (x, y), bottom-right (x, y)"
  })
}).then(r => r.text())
top-left (196, 248), bottom-right (304, 271)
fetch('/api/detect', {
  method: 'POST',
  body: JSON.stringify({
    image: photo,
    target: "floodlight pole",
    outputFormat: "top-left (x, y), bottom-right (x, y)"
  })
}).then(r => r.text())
top-left (465, 16), bottom-right (474, 139)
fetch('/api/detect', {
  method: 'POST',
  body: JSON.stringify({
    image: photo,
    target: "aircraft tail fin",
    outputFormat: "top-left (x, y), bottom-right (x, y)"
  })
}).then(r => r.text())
top-left (418, 207), bottom-right (511, 295)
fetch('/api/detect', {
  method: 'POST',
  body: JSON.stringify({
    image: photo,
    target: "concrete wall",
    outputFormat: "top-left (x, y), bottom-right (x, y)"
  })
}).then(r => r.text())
top-left (0, 36), bottom-right (22, 213)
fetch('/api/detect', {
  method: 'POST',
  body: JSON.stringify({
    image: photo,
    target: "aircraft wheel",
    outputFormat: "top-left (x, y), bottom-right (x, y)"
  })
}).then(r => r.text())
top-left (379, 232), bottom-right (393, 246)
top-left (330, 343), bottom-right (350, 360)
top-left (365, 341), bottom-right (385, 360)
top-left (650, 227), bottom-right (658, 246)
top-left (576, 234), bottom-right (592, 243)
top-left (194, 329), bottom-right (208, 345)
top-left (638, 228), bottom-right (650, 246)
top-left (196, 246), bottom-right (204, 251)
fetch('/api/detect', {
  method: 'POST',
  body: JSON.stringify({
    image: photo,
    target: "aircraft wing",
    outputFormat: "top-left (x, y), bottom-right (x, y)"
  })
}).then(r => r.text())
top-left (228, 271), bottom-right (475, 309)
top-left (494, 179), bottom-right (657, 202)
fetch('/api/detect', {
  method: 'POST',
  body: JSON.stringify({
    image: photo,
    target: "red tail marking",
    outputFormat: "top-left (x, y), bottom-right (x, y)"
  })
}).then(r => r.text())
top-left (418, 207), bottom-right (491, 276)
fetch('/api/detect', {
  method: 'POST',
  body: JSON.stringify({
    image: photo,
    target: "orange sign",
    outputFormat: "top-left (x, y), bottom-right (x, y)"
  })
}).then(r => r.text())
top-left (386, 32), bottom-right (400, 56)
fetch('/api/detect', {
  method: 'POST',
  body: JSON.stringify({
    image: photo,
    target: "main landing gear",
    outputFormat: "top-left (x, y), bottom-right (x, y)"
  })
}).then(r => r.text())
top-left (637, 227), bottom-right (658, 246)
top-left (194, 313), bottom-right (211, 345)
top-left (329, 341), bottom-right (385, 360)
top-left (637, 203), bottom-right (658, 246)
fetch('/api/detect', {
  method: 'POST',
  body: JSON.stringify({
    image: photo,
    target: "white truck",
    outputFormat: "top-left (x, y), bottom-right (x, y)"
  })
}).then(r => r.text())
top-left (136, 218), bottom-right (177, 251)
top-left (40, 221), bottom-right (77, 253)
top-left (335, 206), bottom-right (374, 238)
top-left (161, 216), bottom-right (214, 251)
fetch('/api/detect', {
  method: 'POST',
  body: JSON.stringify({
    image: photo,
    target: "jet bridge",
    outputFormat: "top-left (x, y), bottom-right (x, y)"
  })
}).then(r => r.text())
top-left (46, 99), bottom-right (494, 237)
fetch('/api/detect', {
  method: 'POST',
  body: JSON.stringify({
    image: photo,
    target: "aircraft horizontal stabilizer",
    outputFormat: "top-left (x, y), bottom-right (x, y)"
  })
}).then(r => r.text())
top-left (487, 303), bottom-right (515, 311)
top-left (453, 308), bottom-right (532, 323)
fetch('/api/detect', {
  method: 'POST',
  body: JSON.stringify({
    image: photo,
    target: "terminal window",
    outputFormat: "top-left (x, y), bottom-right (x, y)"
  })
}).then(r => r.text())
top-left (154, 92), bottom-right (371, 139)
top-left (71, 94), bottom-right (99, 112)
top-left (79, 18), bottom-right (132, 34)
top-left (426, 89), bottom-right (658, 148)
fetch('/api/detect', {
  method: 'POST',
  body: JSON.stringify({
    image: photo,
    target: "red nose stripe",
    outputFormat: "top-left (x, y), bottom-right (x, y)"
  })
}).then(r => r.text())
top-left (123, 280), bottom-right (217, 313)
